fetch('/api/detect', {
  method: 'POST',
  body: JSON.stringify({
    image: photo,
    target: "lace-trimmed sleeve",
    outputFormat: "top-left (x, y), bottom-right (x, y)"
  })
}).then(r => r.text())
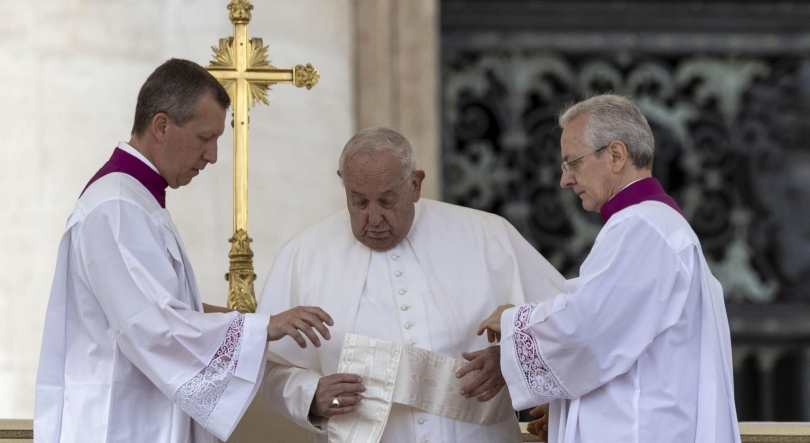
top-left (513, 302), bottom-right (572, 404)
top-left (174, 313), bottom-right (245, 426)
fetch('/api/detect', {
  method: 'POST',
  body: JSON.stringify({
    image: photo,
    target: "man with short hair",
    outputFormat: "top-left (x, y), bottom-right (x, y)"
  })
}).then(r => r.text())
top-left (35, 58), bottom-right (333, 443)
top-left (257, 127), bottom-right (565, 443)
top-left (467, 93), bottom-right (741, 443)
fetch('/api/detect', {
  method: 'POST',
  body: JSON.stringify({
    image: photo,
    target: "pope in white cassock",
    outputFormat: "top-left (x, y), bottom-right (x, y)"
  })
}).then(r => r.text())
top-left (34, 59), bottom-right (333, 443)
top-left (256, 127), bottom-right (566, 443)
top-left (468, 94), bottom-right (741, 443)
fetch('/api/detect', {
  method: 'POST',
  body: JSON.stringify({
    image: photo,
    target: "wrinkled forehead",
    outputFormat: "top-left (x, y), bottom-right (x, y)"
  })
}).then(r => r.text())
top-left (343, 151), bottom-right (406, 193)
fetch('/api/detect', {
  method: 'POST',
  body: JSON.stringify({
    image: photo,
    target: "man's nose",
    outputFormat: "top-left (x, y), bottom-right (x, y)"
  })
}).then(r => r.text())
top-left (560, 171), bottom-right (575, 188)
top-left (367, 208), bottom-right (384, 225)
top-left (204, 143), bottom-right (218, 164)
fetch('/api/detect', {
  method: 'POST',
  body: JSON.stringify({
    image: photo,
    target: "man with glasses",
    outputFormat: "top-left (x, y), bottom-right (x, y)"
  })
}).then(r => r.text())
top-left (463, 94), bottom-right (740, 443)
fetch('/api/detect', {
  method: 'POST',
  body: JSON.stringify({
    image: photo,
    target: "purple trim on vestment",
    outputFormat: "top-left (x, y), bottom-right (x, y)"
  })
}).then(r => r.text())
top-left (599, 177), bottom-right (684, 222)
top-left (81, 148), bottom-right (168, 208)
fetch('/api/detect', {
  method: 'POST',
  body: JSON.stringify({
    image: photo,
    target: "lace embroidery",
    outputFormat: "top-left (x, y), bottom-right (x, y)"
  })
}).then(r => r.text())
top-left (174, 314), bottom-right (245, 426)
top-left (513, 303), bottom-right (571, 403)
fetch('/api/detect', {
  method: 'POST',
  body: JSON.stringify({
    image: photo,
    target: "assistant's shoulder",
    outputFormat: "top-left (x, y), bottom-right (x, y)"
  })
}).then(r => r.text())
top-left (603, 201), bottom-right (699, 252)
top-left (77, 173), bottom-right (162, 216)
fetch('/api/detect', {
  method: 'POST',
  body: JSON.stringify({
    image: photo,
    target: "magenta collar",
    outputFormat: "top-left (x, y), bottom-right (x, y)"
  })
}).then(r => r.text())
top-left (81, 148), bottom-right (168, 208)
top-left (599, 177), bottom-right (683, 222)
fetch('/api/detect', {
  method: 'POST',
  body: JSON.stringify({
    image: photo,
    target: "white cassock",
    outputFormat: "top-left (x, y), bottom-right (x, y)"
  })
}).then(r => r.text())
top-left (257, 199), bottom-right (565, 443)
top-left (500, 201), bottom-right (740, 443)
top-left (35, 144), bottom-right (269, 443)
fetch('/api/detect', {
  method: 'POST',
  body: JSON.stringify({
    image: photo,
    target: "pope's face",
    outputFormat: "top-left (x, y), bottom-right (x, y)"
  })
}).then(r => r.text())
top-left (341, 150), bottom-right (424, 251)
top-left (559, 114), bottom-right (615, 212)
top-left (156, 93), bottom-right (226, 188)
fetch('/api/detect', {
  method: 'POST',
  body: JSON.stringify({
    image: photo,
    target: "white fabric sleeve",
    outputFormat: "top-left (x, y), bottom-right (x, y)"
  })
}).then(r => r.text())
top-left (500, 216), bottom-right (693, 410)
top-left (499, 219), bottom-right (567, 302)
top-left (262, 357), bottom-right (326, 433)
top-left (77, 200), bottom-right (269, 441)
top-left (257, 241), bottom-right (327, 433)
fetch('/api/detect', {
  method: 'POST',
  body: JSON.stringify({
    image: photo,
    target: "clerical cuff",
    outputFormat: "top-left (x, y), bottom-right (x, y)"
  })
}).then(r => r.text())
top-left (500, 305), bottom-right (520, 341)
top-left (205, 313), bottom-right (271, 441)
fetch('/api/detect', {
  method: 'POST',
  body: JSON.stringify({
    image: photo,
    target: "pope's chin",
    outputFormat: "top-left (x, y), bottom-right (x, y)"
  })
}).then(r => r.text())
top-left (362, 232), bottom-right (395, 251)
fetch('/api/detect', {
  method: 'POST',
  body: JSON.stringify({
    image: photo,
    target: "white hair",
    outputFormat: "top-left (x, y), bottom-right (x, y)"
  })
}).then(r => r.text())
top-left (559, 93), bottom-right (655, 170)
top-left (338, 127), bottom-right (416, 182)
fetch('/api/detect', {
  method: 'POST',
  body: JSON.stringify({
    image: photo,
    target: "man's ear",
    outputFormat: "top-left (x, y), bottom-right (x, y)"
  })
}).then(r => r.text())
top-left (336, 169), bottom-right (342, 179)
top-left (609, 141), bottom-right (629, 173)
top-left (151, 113), bottom-right (170, 143)
top-left (411, 170), bottom-right (426, 202)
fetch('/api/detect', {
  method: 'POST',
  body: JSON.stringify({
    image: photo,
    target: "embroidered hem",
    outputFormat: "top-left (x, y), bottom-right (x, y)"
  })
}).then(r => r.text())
top-left (513, 303), bottom-right (571, 404)
top-left (174, 314), bottom-right (245, 425)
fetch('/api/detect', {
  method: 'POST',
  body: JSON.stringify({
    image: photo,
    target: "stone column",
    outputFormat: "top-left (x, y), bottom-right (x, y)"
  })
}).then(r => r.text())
top-left (354, 0), bottom-right (441, 200)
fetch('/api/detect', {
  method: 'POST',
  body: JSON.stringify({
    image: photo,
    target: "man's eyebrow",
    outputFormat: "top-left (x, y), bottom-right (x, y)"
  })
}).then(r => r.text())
top-left (349, 190), bottom-right (366, 197)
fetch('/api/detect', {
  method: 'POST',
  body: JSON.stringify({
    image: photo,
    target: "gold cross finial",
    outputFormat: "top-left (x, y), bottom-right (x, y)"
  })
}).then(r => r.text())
top-left (206, 1), bottom-right (319, 312)
top-left (227, 0), bottom-right (253, 24)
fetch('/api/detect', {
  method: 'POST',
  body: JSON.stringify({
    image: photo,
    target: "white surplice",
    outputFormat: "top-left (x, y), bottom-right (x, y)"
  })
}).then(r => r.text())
top-left (35, 144), bottom-right (270, 443)
top-left (257, 199), bottom-right (565, 443)
top-left (500, 201), bottom-right (740, 443)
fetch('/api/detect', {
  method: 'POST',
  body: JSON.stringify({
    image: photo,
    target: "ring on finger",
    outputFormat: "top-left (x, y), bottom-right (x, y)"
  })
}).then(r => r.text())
top-left (331, 397), bottom-right (340, 408)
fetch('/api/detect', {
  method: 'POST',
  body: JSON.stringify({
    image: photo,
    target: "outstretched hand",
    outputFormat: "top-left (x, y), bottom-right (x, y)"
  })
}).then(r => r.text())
top-left (455, 346), bottom-right (505, 402)
top-left (526, 404), bottom-right (549, 441)
top-left (476, 304), bottom-right (514, 343)
top-left (267, 306), bottom-right (334, 348)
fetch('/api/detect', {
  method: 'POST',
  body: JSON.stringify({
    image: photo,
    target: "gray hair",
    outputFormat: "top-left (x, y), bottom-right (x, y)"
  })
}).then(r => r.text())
top-left (558, 93), bottom-right (654, 170)
top-left (338, 127), bottom-right (416, 182)
top-left (131, 58), bottom-right (230, 138)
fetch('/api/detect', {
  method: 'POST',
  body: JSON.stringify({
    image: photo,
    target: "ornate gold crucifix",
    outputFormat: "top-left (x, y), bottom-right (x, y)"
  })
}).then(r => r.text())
top-left (205, 0), bottom-right (319, 313)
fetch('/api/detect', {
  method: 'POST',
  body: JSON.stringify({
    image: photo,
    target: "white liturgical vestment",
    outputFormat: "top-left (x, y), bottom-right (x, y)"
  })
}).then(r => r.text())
top-left (258, 199), bottom-right (566, 443)
top-left (35, 143), bottom-right (270, 443)
top-left (500, 200), bottom-right (740, 443)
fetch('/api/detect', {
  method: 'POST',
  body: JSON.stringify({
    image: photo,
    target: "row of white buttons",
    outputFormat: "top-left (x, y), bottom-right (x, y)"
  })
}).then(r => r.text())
top-left (392, 253), bottom-right (412, 331)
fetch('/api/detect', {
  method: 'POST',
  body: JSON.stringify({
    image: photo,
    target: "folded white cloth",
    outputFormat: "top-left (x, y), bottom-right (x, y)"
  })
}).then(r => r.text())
top-left (328, 334), bottom-right (515, 443)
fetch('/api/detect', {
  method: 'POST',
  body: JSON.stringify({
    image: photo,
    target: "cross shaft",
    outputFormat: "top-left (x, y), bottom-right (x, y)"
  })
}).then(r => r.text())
top-left (204, 0), bottom-right (319, 312)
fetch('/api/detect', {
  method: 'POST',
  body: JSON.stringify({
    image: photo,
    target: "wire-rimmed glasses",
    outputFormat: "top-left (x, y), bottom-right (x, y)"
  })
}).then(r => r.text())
top-left (561, 145), bottom-right (609, 175)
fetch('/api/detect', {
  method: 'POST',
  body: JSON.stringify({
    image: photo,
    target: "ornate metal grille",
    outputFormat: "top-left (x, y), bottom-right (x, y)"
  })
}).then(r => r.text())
top-left (442, 0), bottom-right (810, 421)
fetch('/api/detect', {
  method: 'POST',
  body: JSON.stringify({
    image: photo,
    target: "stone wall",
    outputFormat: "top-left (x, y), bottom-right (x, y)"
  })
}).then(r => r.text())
top-left (0, 0), bottom-right (354, 418)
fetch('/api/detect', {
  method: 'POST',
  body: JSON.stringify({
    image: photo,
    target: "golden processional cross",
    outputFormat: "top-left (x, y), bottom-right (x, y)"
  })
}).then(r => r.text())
top-left (205, 0), bottom-right (319, 313)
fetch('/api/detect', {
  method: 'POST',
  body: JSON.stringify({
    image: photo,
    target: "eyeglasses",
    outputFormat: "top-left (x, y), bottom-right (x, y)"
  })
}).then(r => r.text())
top-left (561, 145), bottom-right (608, 175)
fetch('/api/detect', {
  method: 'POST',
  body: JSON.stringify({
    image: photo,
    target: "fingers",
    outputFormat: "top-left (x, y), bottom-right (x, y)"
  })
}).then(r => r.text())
top-left (476, 320), bottom-right (488, 336)
top-left (456, 355), bottom-right (484, 379)
top-left (475, 380), bottom-right (505, 402)
top-left (303, 306), bottom-right (334, 327)
top-left (463, 371), bottom-right (489, 397)
top-left (526, 420), bottom-right (540, 436)
top-left (487, 328), bottom-right (496, 343)
top-left (529, 405), bottom-right (546, 418)
top-left (267, 306), bottom-right (334, 345)
top-left (292, 320), bottom-right (322, 347)
top-left (328, 373), bottom-right (363, 384)
top-left (322, 394), bottom-right (362, 417)
top-left (300, 308), bottom-right (333, 339)
top-left (459, 369), bottom-right (488, 397)
top-left (286, 328), bottom-right (308, 348)
top-left (461, 350), bottom-right (485, 362)
top-left (313, 374), bottom-right (367, 418)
